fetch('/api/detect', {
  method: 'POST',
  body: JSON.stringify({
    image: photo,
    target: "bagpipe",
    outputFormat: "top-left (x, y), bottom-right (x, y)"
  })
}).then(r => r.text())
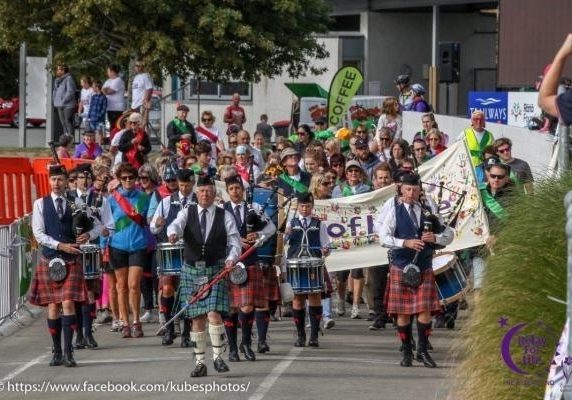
top-left (244, 155), bottom-right (269, 233)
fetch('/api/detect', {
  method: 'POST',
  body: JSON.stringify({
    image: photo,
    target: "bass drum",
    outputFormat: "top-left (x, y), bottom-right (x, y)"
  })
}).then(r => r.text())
top-left (253, 187), bottom-right (279, 265)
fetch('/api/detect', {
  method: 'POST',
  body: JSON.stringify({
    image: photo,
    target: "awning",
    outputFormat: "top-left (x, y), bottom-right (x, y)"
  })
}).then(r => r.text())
top-left (284, 83), bottom-right (329, 99)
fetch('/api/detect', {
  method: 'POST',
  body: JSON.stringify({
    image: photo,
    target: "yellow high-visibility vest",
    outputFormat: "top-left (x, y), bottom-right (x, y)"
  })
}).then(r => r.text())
top-left (464, 128), bottom-right (494, 167)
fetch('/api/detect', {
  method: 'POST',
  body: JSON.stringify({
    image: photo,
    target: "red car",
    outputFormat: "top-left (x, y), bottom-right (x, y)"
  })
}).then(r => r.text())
top-left (0, 97), bottom-right (45, 127)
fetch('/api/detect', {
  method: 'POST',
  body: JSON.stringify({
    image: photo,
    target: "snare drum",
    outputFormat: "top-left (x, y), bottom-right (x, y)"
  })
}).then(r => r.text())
top-left (253, 187), bottom-right (278, 264)
top-left (156, 242), bottom-right (184, 276)
top-left (80, 244), bottom-right (101, 280)
top-left (432, 253), bottom-right (468, 305)
top-left (286, 257), bottom-right (325, 294)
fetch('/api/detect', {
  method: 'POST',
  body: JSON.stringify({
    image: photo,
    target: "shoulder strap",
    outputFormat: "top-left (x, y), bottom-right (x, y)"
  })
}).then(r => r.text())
top-left (279, 173), bottom-right (308, 193)
top-left (196, 125), bottom-right (218, 143)
top-left (112, 191), bottom-right (146, 226)
top-left (479, 185), bottom-right (507, 220)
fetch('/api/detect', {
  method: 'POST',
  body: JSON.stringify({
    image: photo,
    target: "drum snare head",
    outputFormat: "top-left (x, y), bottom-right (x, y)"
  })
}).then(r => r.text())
top-left (432, 253), bottom-right (456, 274)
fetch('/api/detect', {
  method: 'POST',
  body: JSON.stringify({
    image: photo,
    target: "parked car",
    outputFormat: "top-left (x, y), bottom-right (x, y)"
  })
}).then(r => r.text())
top-left (0, 97), bottom-right (45, 128)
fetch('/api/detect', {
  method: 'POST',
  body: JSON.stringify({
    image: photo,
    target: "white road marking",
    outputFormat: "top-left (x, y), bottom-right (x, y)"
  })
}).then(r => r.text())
top-left (247, 346), bottom-right (302, 400)
top-left (0, 352), bottom-right (49, 382)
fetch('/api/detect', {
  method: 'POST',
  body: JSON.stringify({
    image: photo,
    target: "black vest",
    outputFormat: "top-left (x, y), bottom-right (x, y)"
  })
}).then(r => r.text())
top-left (157, 193), bottom-right (185, 243)
top-left (287, 217), bottom-right (322, 259)
top-left (183, 205), bottom-right (227, 265)
top-left (224, 201), bottom-right (257, 265)
top-left (42, 195), bottom-right (75, 260)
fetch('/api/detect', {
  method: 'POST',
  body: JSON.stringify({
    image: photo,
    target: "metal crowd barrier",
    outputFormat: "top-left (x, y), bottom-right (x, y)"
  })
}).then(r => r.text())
top-left (0, 214), bottom-right (38, 329)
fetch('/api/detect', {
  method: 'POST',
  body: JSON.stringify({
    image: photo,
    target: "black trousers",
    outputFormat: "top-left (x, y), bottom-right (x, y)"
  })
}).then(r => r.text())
top-left (368, 265), bottom-right (389, 324)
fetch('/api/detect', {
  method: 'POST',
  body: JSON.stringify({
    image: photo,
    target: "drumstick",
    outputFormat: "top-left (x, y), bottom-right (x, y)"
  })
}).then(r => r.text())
top-left (155, 235), bottom-right (266, 334)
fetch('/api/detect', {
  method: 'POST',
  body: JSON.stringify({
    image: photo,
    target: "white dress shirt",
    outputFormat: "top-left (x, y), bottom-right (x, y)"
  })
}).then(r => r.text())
top-left (150, 192), bottom-right (195, 235)
top-left (228, 200), bottom-right (277, 240)
top-left (167, 202), bottom-right (242, 264)
top-left (285, 215), bottom-right (331, 249)
top-left (32, 192), bottom-right (103, 250)
top-left (377, 199), bottom-right (454, 249)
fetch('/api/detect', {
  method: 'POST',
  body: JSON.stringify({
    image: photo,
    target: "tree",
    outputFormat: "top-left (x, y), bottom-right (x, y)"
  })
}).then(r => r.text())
top-left (0, 0), bottom-right (331, 82)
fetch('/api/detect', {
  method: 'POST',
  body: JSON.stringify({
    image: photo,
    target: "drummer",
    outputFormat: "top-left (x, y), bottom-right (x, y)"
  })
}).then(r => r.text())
top-left (283, 192), bottom-right (331, 348)
top-left (378, 172), bottom-right (453, 368)
top-left (222, 176), bottom-right (276, 362)
top-left (150, 168), bottom-right (196, 347)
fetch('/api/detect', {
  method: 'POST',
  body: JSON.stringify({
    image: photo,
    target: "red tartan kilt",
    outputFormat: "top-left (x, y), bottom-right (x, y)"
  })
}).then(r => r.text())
top-left (261, 264), bottom-right (280, 302)
top-left (28, 257), bottom-right (87, 306)
top-left (385, 265), bottom-right (441, 317)
top-left (229, 265), bottom-right (265, 308)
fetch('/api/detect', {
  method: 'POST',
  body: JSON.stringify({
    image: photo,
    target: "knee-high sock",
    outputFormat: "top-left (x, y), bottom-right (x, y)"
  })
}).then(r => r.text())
top-left (47, 318), bottom-right (62, 354)
top-left (223, 313), bottom-right (239, 350)
top-left (292, 309), bottom-right (306, 338)
top-left (182, 318), bottom-right (191, 338)
top-left (190, 331), bottom-right (207, 365)
top-left (308, 306), bottom-right (323, 341)
top-left (82, 303), bottom-right (96, 337)
top-left (239, 311), bottom-right (254, 346)
top-left (417, 321), bottom-right (432, 353)
top-left (74, 303), bottom-right (83, 338)
top-left (255, 310), bottom-right (270, 343)
top-left (160, 296), bottom-right (175, 331)
top-left (61, 315), bottom-right (77, 354)
top-left (397, 324), bottom-right (412, 353)
top-left (209, 324), bottom-right (226, 360)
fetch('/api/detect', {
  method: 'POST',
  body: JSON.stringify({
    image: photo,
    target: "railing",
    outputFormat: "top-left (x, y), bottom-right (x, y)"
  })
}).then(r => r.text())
top-left (0, 215), bottom-right (37, 329)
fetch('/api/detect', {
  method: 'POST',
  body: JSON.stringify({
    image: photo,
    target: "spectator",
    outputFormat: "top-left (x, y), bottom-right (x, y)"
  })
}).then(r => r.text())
top-left (355, 138), bottom-right (380, 182)
top-left (408, 84), bottom-right (431, 112)
top-left (456, 110), bottom-right (495, 176)
top-left (303, 151), bottom-right (320, 174)
top-left (87, 80), bottom-right (107, 141)
top-left (131, 60), bottom-right (153, 114)
top-left (190, 141), bottom-right (217, 177)
top-left (324, 138), bottom-right (340, 163)
top-left (426, 128), bottom-right (447, 157)
top-left (118, 112), bottom-right (151, 169)
top-left (388, 139), bottom-right (411, 173)
top-left (394, 74), bottom-right (413, 110)
top-left (224, 93), bottom-right (246, 134)
top-left (74, 131), bottom-right (103, 160)
top-left (276, 147), bottom-right (311, 196)
top-left (102, 64), bottom-right (126, 130)
top-left (329, 153), bottom-right (346, 185)
top-left (57, 134), bottom-right (73, 159)
top-left (493, 138), bottom-right (534, 193)
top-left (197, 110), bottom-right (225, 156)
top-left (372, 127), bottom-right (392, 163)
top-left (294, 124), bottom-right (314, 156)
top-left (539, 34), bottom-right (572, 125)
top-left (78, 76), bottom-right (93, 126)
top-left (237, 130), bottom-right (265, 170)
top-left (256, 114), bottom-right (273, 142)
top-left (53, 64), bottom-right (77, 138)
top-left (166, 104), bottom-right (197, 153)
top-left (411, 138), bottom-right (431, 166)
top-left (234, 144), bottom-right (261, 186)
top-left (375, 97), bottom-right (402, 140)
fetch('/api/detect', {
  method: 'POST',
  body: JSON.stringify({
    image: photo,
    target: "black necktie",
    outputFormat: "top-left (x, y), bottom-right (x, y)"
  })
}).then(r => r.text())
top-left (302, 217), bottom-right (308, 229)
top-left (181, 197), bottom-right (187, 207)
top-left (408, 205), bottom-right (418, 229)
top-left (56, 197), bottom-right (64, 220)
top-left (234, 204), bottom-right (243, 227)
top-left (200, 208), bottom-right (208, 240)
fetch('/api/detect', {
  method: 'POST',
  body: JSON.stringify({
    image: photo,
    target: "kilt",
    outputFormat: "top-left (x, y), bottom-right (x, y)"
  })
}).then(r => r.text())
top-left (159, 274), bottom-right (180, 289)
top-left (229, 264), bottom-right (265, 308)
top-left (28, 257), bottom-right (87, 306)
top-left (84, 277), bottom-right (102, 298)
top-left (259, 263), bottom-right (280, 302)
top-left (178, 263), bottom-right (228, 318)
top-left (385, 265), bottom-right (441, 317)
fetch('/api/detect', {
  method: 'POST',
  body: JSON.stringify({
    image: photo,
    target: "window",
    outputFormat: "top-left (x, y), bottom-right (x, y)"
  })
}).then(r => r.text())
top-left (170, 75), bottom-right (252, 102)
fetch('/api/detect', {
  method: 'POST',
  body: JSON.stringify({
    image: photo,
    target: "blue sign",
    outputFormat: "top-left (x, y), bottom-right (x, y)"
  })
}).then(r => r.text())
top-left (468, 91), bottom-right (508, 124)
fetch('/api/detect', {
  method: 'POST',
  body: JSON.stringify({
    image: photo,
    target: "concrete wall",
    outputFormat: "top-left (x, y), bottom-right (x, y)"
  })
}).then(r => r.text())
top-left (161, 37), bottom-right (341, 146)
top-left (364, 10), bottom-right (496, 114)
top-left (402, 111), bottom-right (554, 181)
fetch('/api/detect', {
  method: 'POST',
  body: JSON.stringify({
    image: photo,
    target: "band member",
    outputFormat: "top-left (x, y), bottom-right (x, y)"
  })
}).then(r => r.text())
top-left (150, 168), bottom-right (196, 347)
top-left (28, 165), bottom-right (103, 367)
top-left (378, 173), bottom-right (453, 368)
top-left (167, 175), bottom-right (241, 378)
top-left (283, 193), bottom-right (331, 347)
top-left (222, 176), bottom-right (276, 362)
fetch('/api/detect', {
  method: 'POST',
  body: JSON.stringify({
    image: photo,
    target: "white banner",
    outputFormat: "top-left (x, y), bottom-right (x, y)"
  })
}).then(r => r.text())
top-left (314, 140), bottom-right (489, 272)
top-left (507, 91), bottom-right (541, 128)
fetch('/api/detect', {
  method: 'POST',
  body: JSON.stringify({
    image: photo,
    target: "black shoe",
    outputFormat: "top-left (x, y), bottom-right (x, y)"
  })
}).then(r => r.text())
top-left (308, 338), bottom-right (319, 347)
top-left (84, 334), bottom-right (98, 349)
top-left (434, 317), bottom-right (445, 329)
top-left (257, 341), bottom-right (270, 354)
top-left (63, 352), bottom-right (77, 367)
top-left (162, 329), bottom-right (174, 346)
top-left (400, 351), bottom-right (413, 367)
top-left (365, 313), bottom-right (375, 322)
top-left (229, 348), bottom-right (240, 362)
top-left (74, 335), bottom-right (86, 350)
top-left (190, 362), bottom-right (207, 377)
top-left (214, 357), bottom-right (229, 373)
top-left (445, 315), bottom-right (456, 330)
top-left (239, 343), bottom-right (256, 361)
top-left (180, 336), bottom-right (191, 348)
top-left (416, 351), bottom-right (437, 368)
top-left (368, 321), bottom-right (385, 330)
top-left (294, 335), bottom-right (306, 347)
top-left (49, 352), bottom-right (63, 366)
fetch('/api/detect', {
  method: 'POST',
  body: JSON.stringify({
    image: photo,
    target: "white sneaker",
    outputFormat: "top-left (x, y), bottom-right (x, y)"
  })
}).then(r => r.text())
top-left (336, 302), bottom-right (346, 316)
top-left (324, 318), bottom-right (335, 329)
top-left (110, 320), bottom-right (123, 332)
top-left (140, 310), bottom-right (153, 323)
top-left (351, 305), bottom-right (361, 319)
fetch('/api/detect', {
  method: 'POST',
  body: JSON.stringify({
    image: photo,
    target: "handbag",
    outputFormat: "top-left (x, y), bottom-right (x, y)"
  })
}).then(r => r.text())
top-left (401, 252), bottom-right (422, 288)
top-left (229, 262), bottom-right (248, 285)
top-left (48, 258), bottom-right (68, 282)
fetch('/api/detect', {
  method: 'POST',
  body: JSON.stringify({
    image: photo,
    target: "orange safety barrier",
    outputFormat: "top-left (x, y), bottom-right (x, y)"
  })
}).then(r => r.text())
top-left (31, 158), bottom-right (94, 198)
top-left (0, 158), bottom-right (34, 225)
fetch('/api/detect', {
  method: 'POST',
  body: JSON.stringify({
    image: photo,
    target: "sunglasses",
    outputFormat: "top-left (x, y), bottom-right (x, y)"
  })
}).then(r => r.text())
top-left (298, 132), bottom-right (308, 136)
top-left (380, 137), bottom-right (391, 141)
top-left (202, 118), bottom-right (212, 122)
top-left (347, 168), bottom-right (361, 174)
top-left (135, 64), bottom-right (143, 67)
top-left (355, 130), bottom-right (365, 134)
top-left (321, 181), bottom-right (333, 186)
top-left (414, 148), bottom-right (426, 152)
top-left (229, 142), bottom-right (237, 146)
top-left (497, 147), bottom-right (511, 154)
top-left (120, 175), bottom-right (136, 181)
top-left (331, 163), bottom-right (343, 167)
top-left (129, 121), bottom-right (140, 125)
top-left (68, 178), bottom-right (76, 183)
top-left (139, 176), bottom-right (150, 181)
top-left (489, 173), bottom-right (506, 180)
